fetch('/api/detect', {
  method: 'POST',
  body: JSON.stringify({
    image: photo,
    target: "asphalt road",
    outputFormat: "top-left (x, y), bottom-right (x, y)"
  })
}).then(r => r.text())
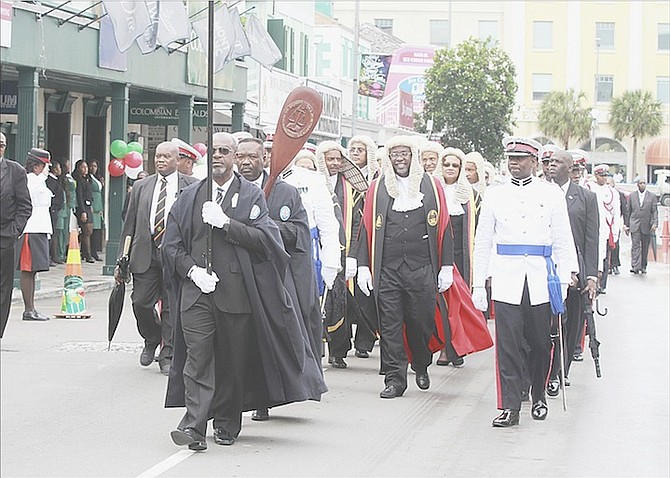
top-left (1, 237), bottom-right (668, 477)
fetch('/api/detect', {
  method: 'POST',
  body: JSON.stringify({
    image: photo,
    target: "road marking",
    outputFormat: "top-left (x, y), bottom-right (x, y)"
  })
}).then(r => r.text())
top-left (135, 450), bottom-right (193, 478)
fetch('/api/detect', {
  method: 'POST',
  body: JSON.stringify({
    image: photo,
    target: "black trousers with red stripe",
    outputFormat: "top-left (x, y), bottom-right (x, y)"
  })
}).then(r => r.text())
top-left (494, 280), bottom-right (552, 411)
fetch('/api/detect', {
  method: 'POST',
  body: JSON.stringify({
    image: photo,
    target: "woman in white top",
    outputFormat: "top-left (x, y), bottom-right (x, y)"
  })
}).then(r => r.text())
top-left (16, 148), bottom-right (53, 321)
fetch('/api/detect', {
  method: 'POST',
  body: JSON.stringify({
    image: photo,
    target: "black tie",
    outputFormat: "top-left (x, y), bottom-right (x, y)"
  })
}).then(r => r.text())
top-left (216, 187), bottom-right (225, 206)
top-left (153, 177), bottom-right (168, 246)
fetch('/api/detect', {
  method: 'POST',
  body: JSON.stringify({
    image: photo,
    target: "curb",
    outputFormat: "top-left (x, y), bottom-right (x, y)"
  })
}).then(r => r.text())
top-left (11, 279), bottom-right (116, 305)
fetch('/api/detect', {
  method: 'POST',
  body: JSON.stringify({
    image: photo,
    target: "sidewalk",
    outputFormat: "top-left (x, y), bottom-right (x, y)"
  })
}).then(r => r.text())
top-left (10, 254), bottom-right (116, 305)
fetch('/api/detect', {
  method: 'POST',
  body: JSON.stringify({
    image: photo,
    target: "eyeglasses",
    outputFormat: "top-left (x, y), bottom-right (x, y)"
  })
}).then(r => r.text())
top-left (389, 151), bottom-right (411, 160)
top-left (212, 146), bottom-right (233, 156)
top-left (442, 162), bottom-right (461, 168)
top-left (235, 152), bottom-right (261, 161)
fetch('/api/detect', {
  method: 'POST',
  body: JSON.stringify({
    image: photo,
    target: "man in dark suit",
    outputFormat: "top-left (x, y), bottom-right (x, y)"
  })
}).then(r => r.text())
top-left (0, 132), bottom-right (33, 338)
top-left (546, 150), bottom-right (600, 394)
top-left (163, 132), bottom-right (326, 449)
top-left (116, 141), bottom-right (197, 374)
top-left (624, 179), bottom-right (658, 274)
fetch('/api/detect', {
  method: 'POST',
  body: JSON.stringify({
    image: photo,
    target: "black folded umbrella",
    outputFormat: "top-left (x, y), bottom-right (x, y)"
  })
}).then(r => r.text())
top-left (108, 236), bottom-right (132, 350)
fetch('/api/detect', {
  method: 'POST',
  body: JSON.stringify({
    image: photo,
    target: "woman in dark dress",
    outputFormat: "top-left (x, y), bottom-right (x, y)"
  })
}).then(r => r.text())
top-left (73, 160), bottom-right (94, 263)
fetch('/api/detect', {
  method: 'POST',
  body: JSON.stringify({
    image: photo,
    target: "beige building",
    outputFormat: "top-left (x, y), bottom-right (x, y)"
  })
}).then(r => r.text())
top-left (332, 1), bottom-right (670, 179)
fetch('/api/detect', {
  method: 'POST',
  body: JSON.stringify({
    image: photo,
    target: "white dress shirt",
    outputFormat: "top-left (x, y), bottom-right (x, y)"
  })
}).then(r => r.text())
top-left (150, 171), bottom-right (178, 234)
top-left (211, 175), bottom-right (235, 203)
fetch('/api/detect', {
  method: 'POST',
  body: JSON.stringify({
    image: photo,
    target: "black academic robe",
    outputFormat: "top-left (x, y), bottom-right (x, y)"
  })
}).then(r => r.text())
top-left (163, 174), bottom-right (327, 410)
top-left (263, 172), bottom-right (323, 362)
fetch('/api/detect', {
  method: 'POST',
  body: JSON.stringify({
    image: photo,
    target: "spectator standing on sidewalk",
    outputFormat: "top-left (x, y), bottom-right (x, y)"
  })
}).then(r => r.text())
top-left (46, 160), bottom-right (65, 265)
top-left (87, 159), bottom-right (104, 261)
top-left (72, 160), bottom-right (94, 263)
top-left (16, 148), bottom-right (53, 322)
top-left (0, 133), bottom-right (32, 338)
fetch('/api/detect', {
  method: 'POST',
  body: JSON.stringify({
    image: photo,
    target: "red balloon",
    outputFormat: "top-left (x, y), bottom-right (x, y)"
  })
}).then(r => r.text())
top-left (108, 159), bottom-right (126, 177)
top-left (193, 142), bottom-right (207, 158)
top-left (123, 151), bottom-right (143, 169)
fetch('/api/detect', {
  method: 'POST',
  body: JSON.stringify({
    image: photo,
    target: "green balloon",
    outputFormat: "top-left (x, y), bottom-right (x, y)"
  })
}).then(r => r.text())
top-left (110, 139), bottom-right (128, 159)
top-left (127, 141), bottom-right (143, 154)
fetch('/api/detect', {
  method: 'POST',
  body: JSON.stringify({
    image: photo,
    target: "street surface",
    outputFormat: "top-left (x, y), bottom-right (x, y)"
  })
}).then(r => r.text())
top-left (1, 234), bottom-right (668, 477)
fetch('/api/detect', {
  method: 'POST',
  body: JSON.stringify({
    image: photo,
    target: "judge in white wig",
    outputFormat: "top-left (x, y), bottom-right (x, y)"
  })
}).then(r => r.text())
top-left (419, 140), bottom-right (444, 175)
top-left (348, 135), bottom-right (379, 180)
top-left (464, 151), bottom-right (487, 197)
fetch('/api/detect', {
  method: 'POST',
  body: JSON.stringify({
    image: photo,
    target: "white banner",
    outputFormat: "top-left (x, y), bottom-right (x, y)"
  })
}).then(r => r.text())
top-left (102, 0), bottom-right (152, 52)
top-left (1, 0), bottom-right (13, 49)
top-left (306, 80), bottom-right (342, 139)
top-left (245, 14), bottom-right (282, 69)
top-left (258, 68), bottom-right (302, 126)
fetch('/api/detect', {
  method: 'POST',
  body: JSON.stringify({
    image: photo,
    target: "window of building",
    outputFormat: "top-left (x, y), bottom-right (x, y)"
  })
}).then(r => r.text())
top-left (374, 18), bottom-right (393, 35)
top-left (478, 20), bottom-right (498, 44)
top-left (596, 75), bottom-right (614, 102)
top-left (596, 22), bottom-right (615, 50)
top-left (430, 19), bottom-right (450, 46)
top-left (659, 23), bottom-right (670, 51)
top-left (532, 73), bottom-right (552, 101)
top-left (533, 21), bottom-right (553, 49)
top-left (658, 77), bottom-right (670, 104)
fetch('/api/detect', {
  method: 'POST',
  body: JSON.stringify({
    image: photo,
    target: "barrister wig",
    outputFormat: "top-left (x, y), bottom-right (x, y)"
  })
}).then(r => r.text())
top-left (435, 147), bottom-right (471, 206)
top-left (381, 135), bottom-right (425, 212)
top-left (419, 140), bottom-right (444, 156)
top-left (349, 135), bottom-right (379, 178)
top-left (316, 140), bottom-right (347, 194)
top-left (464, 151), bottom-right (486, 197)
top-left (483, 160), bottom-right (498, 186)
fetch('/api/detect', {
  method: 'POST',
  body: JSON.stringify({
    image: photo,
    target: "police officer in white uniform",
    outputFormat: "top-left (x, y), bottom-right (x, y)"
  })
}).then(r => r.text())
top-left (472, 137), bottom-right (578, 427)
top-left (281, 155), bottom-right (341, 293)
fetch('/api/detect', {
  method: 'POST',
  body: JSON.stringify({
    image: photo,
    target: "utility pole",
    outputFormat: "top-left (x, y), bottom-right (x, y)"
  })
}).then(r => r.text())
top-left (351, 0), bottom-right (360, 138)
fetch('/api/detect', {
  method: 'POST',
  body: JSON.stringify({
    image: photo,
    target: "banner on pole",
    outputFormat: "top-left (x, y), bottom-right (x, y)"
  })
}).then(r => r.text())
top-left (358, 54), bottom-right (392, 99)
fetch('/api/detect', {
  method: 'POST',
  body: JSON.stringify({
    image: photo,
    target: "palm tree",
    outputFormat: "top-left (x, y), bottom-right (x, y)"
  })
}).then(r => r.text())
top-left (609, 90), bottom-right (663, 181)
top-left (537, 89), bottom-right (592, 149)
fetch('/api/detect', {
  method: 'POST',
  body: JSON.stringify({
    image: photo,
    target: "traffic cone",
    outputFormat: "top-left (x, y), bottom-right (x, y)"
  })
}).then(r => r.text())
top-left (55, 230), bottom-right (91, 319)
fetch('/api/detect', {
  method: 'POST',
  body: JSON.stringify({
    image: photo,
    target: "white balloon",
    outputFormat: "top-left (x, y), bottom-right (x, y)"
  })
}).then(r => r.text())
top-left (125, 164), bottom-right (143, 179)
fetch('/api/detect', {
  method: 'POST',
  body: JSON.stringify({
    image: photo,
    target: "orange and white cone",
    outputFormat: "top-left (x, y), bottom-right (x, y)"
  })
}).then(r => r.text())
top-left (56, 230), bottom-right (91, 318)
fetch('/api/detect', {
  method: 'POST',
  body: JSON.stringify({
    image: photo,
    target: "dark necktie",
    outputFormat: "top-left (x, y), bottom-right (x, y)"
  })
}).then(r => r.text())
top-left (153, 177), bottom-right (168, 246)
top-left (216, 187), bottom-right (225, 206)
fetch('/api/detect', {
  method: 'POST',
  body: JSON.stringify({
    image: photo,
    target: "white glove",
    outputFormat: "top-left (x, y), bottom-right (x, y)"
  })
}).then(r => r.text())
top-left (202, 201), bottom-right (230, 229)
top-left (357, 266), bottom-right (373, 296)
top-left (345, 257), bottom-right (358, 280)
top-left (321, 266), bottom-right (339, 290)
top-left (189, 266), bottom-right (219, 294)
top-left (437, 265), bottom-right (454, 292)
top-left (472, 287), bottom-right (488, 312)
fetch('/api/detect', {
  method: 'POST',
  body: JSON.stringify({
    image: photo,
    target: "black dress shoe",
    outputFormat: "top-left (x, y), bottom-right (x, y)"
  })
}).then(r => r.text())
top-left (355, 349), bottom-right (369, 358)
top-left (22, 310), bottom-right (50, 321)
top-left (92, 254), bottom-right (101, 261)
top-left (492, 409), bottom-right (519, 427)
top-left (546, 379), bottom-right (560, 398)
top-left (330, 357), bottom-right (347, 369)
top-left (171, 428), bottom-right (207, 451)
top-left (531, 400), bottom-right (548, 420)
top-left (641, 268), bottom-right (647, 274)
top-left (415, 371), bottom-right (430, 390)
top-left (451, 356), bottom-right (465, 368)
top-left (572, 352), bottom-right (583, 362)
top-left (140, 343), bottom-right (159, 367)
top-left (214, 428), bottom-right (236, 446)
top-left (613, 266), bottom-right (620, 275)
top-left (159, 359), bottom-right (172, 376)
top-left (251, 408), bottom-right (270, 421)
top-left (380, 384), bottom-right (404, 399)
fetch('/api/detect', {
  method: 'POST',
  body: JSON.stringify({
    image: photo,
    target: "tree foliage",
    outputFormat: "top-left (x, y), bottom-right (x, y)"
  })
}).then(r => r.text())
top-left (537, 89), bottom-right (592, 149)
top-left (420, 38), bottom-right (517, 163)
top-left (609, 90), bottom-right (663, 178)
